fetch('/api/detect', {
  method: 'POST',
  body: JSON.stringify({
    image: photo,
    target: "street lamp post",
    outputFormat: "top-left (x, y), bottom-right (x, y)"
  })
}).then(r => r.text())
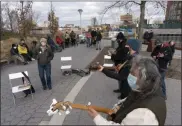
top-left (78, 9), bottom-right (83, 34)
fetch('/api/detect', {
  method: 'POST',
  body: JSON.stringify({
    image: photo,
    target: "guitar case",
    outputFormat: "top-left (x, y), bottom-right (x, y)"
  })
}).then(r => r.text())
top-left (72, 68), bottom-right (90, 77)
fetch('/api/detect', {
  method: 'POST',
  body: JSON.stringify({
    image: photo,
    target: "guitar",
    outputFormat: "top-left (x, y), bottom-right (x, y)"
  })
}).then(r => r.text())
top-left (47, 99), bottom-right (117, 117)
top-left (89, 60), bottom-right (129, 72)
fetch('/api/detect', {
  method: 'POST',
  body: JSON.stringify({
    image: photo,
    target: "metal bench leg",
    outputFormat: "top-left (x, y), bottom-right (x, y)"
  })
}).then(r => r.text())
top-left (12, 93), bottom-right (16, 105)
top-left (30, 88), bottom-right (34, 100)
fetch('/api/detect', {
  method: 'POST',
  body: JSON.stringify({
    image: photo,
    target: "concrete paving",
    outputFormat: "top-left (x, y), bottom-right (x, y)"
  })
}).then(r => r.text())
top-left (1, 43), bottom-right (105, 125)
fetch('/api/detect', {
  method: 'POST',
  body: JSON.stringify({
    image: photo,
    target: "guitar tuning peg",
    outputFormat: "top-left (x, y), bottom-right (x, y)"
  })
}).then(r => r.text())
top-left (58, 111), bottom-right (62, 115)
top-left (88, 102), bottom-right (91, 106)
top-left (65, 110), bottom-right (70, 115)
top-left (69, 105), bottom-right (72, 110)
top-left (52, 99), bottom-right (57, 104)
top-left (61, 104), bottom-right (66, 110)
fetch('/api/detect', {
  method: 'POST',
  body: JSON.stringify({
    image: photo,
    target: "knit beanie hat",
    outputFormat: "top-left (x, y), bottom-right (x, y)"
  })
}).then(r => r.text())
top-left (40, 38), bottom-right (47, 44)
top-left (126, 39), bottom-right (140, 53)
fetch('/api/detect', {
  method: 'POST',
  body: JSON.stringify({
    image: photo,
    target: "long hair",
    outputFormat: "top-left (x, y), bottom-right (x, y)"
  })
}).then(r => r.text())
top-left (130, 55), bottom-right (161, 99)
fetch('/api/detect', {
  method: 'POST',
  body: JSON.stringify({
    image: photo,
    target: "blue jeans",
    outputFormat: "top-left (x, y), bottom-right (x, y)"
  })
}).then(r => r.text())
top-left (86, 38), bottom-right (91, 47)
top-left (38, 63), bottom-right (52, 89)
top-left (159, 70), bottom-right (166, 97)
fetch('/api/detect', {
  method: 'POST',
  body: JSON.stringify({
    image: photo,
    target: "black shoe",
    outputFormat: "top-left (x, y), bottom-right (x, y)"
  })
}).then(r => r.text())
top-left (113, 89), bottom-right (120, 93)
top-left (23, 62), bottom-right (28, 65)
top-left (99, 48), bottom-right (101, 50)
top-left (48, 87), bottom-right (52, 90)
top-left (24, 94), bottom-right (28, 97)
top-left (43, 87), bottom-right (47, 90)
top-left (96, 48), bottom-right (98, 50)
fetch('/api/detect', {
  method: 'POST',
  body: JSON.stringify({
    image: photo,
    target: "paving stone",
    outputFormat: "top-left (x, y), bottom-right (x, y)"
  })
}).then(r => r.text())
top-left (25, 122), bottom-right (38, 125)
top-left (32, 112), bottom-right (45, 118)
top-left (10, 117), bottom-right (21, 125)
top-left (1, 121), bottom-right (10, 125)
top-left (27, 117), bottom-right (42, 123)
top-left (22, 114), bottom-right (32, 121)
top-left (42, 115), bottom-right (52, 121)
top-left (36, 108), bottom-right (47, 113)
top-left (15, 112), bottom-right (26, 118)
top-left (5, 115), bottom-right (14, 122)
top-left (25, 109), bottom-right (35, 114)
top-left (17, 120), bottom-right (27, 125)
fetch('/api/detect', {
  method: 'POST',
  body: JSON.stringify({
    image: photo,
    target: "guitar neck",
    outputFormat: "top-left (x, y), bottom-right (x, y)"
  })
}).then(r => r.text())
top-left (70, 103), bottom-right (114, 115)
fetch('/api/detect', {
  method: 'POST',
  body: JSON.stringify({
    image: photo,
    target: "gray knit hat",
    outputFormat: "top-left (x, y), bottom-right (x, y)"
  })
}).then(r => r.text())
top-left (40, 38), bottom-right (47, 43)
top-left (126, 39), bottom-right (140, 53)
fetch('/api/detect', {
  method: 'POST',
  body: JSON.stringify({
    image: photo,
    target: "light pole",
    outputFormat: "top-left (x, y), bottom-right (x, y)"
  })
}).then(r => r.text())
top-left (78, 9), bottom-right (83, 34)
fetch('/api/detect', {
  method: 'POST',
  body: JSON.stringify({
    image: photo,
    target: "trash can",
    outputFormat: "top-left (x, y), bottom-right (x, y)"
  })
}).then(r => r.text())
top-left (111, 38), bottom-right (118, 49)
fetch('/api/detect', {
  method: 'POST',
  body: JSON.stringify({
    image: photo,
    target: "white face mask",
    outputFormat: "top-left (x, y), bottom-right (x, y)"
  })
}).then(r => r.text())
top-left (13, 47), bottom-right (17, 49)
top-left (127, 73), bottom-right (138, 90)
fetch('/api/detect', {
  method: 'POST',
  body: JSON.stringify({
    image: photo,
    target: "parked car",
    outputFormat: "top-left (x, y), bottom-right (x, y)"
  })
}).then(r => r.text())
top-left (78, 34), bottom-right (86, 44)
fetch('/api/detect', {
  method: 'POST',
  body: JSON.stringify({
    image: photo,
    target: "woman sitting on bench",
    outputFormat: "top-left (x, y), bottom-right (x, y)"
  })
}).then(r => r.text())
top-left (10, 44), bottom-right (28, 65)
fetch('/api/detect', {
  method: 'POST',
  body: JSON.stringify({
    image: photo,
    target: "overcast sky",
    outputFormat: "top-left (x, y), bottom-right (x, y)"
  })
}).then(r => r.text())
top-left (2, 2), bottom-right (166, 27)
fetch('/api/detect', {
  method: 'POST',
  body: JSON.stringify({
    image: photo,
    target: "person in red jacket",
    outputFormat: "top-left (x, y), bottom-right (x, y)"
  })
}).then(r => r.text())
top-left (56, 35), bottom-right (64, 50)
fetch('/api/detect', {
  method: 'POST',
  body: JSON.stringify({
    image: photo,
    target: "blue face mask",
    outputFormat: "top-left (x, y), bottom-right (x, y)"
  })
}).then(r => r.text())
top-left (127, 73), bottom-right (138, 90)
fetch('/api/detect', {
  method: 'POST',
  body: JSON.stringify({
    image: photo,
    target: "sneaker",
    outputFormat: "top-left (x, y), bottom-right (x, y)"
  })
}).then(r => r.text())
top-left (96, 48), bottom-right (98, 50)
top-left (48, 87), bottom-right (52, 90)
top-left (113, 89), bottom-right (120, 93)
top-left (31, 58), bottom-right (35, 61)
top-left (99, 48), bottom-right (101, 50)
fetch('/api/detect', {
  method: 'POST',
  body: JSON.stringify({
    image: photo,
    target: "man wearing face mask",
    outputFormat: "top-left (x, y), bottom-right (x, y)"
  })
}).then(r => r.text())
top-left (109, 33), bottom-right (129, 94)
top-left (88, 56), bottom-right (166, 125)
top-left (35, 38), bottom-right (54, 90)
top-left (97, 39), bottom-right (140, 99)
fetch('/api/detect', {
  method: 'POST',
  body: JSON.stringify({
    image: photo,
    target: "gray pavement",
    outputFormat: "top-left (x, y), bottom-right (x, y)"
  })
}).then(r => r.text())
top-left (1, 43), bottom-right (104, 125)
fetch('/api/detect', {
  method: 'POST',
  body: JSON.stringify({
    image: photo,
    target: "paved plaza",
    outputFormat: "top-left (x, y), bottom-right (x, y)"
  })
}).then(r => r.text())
top-left (1, 40), bottom-right (181, 125)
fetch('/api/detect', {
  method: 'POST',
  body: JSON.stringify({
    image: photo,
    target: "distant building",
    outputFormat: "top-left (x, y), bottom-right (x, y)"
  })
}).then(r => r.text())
top-left (31, 27), bottom-right (51, 36)
top-left (165, 1), bottom-right (182, 21)
top-left (120, 14), bottom-right (133, 23)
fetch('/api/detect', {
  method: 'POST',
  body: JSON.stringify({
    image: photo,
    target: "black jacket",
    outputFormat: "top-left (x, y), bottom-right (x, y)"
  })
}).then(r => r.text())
top-left (35, 45), bottom-right (54, 65)
top-left (91, 31), bottom-right (97, 37)
top-left (102, 61), bottom-right (132, 98)
top-left (10, 48), bottom-right (19, 56)
top-left (111, 42), bottom-right (129, 66)
top-left (96, 32), bottom-right (102, 41)
top-left (151, 44), bottom-right (172, 70)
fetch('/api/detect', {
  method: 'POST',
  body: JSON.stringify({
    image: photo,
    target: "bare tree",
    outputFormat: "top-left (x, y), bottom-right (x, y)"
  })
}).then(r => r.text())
top-left (101, 0), bottom-right (166, 50)
top-left (48, 3), bottom-right (59, 36)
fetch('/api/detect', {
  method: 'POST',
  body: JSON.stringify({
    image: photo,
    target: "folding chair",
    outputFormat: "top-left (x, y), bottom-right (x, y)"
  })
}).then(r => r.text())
top-left (9, 71), bottom-right (34, 105)
top-left (60, 57), bottom-right (72, 75)
top-left (103, 55), bottom-right (114, 67)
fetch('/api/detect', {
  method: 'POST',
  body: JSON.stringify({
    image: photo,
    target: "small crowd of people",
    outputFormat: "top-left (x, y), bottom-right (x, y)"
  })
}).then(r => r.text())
top-left (9, 30), bottom-right (176, 125)
top-left (10, 39), bottom-right (35, 65)
top-left (86, 31), bottom-right (176, 125)
top-left (85, 28), bottom-right (102, 50)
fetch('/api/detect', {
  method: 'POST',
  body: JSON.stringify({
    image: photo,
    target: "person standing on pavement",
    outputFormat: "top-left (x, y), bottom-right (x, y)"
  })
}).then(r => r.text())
top-left (109, 35), bottom-right (129, 94)
top-left (96, 29), bottom-right (102, 50)
top-left (88, 56), bottom-right (166, 125)
top-left (168, 40), bottom-right (176, 66)
top-left (151, 42), bottom-right (172, 99)
top-left (85, 31), bottom-right (92, 47)
top-left (65, 32), bottom-right (70, 48)
top-left (97, 39), bottom-right (140, 99)
top-left (35, 38), bottom-right (54, 90)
